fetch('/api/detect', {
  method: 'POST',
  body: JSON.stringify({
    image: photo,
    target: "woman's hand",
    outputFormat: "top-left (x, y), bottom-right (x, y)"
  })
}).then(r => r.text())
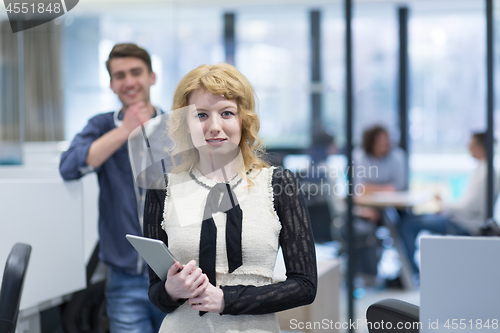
top-left (188, 283), bottom-right (225, 313)
top-left (164, 260), bottom-right (209, 302)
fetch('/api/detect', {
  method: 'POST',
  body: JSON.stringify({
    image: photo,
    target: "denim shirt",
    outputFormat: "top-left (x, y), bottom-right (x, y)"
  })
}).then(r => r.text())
top-left (60, 110), bottom-right (162, 275)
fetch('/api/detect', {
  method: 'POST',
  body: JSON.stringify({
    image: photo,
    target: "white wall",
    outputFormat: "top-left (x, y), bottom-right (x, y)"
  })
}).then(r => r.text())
top-left (0, 142), bottom-right (99, 310)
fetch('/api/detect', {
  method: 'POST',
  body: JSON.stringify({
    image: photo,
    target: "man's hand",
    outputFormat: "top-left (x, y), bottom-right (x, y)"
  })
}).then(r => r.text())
top-left (121, 101), bottom-right (152, 135)
top-left (164, 260), bottom-right (209, 302)
top-left (188, 283), bottom-right (225, 313)
top-left (85, 102), bottom-right (153, 169)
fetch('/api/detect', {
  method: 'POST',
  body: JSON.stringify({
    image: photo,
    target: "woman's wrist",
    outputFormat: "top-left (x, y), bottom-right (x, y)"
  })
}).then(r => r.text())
top-left (164, 281), bottom-right (180, 302)
top-left (218, 286), bottom-right (225, 313)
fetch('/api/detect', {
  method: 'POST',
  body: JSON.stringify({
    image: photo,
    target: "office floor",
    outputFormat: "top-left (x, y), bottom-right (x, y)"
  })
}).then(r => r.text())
top-left (281, 286), bottom-right (420, 333)
top-left (340, 286), bottom-right (420, 333)
top-left (280, 242), bottom-right (420, 333)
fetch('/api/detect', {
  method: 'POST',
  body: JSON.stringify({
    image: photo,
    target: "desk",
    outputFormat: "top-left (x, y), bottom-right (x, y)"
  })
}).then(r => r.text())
top-left (354, 191), bottom-right (431, 290)
top-left (274, 256), bottom-right (341, 333)
top-left (354, 191), bottom-right (431, 209)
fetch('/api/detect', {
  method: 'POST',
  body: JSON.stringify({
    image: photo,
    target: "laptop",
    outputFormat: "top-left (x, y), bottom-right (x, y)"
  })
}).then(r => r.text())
top-left (420, 236), bottom-right (500, 332)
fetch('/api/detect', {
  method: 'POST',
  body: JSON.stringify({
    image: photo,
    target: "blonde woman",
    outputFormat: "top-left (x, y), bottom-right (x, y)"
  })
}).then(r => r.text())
top-left (143, 63), bottom-right (317, 333)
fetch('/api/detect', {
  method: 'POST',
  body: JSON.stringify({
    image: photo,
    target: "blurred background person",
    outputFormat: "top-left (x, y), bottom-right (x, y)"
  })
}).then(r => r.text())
top-left (300, 128), bottom-right (341, 243)
top-left (306, 128), bottom-right (338, 166)
top-left (345, 125), bottom-right (408, 282)
top-left (398, 132), bottom-right (499, 275)
top-left (351, 125), bottom-right (407, 224)
top-left (353, 124), bottom-right (407, 194)
top-left (59, 43), bottom-right (167, 333)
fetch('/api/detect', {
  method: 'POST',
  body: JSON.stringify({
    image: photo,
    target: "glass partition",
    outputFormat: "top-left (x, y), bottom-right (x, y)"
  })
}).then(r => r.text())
top-left (408, 6), bottom-right (486, 206)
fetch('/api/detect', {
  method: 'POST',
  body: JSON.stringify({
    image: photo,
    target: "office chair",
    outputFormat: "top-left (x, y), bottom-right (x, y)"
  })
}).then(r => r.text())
top-left (300, 175), bottom-right (336, 243)
top-left (366, 298), bottom-right (419, 333)
top-left (0, 243), bottom-right (32, 333)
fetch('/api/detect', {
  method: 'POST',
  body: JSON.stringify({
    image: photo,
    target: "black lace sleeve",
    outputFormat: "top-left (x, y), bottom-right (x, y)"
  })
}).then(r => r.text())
top-left (221, 167), bottom-right (318, 315)
top-left (143, 186), bottom-right (186, 313)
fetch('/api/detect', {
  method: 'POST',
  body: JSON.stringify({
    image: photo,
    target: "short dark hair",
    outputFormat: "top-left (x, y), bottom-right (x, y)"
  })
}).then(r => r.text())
top-left (313, 128), bottom-right (335, 146)
top-left (106, 43), bottom-right (152, 76)
top-left (362, 125), bottom-right (389, 156)
top-left (472, 132), bottom-right (486, 148)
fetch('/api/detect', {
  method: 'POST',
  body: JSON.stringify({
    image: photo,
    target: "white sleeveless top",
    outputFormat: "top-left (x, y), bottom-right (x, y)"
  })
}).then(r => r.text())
top-left (159, 167), bottom-right (282, 333)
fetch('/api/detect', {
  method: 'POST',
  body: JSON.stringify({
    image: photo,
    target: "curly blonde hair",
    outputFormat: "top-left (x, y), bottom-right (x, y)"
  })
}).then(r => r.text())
top-left (168, 64), bottom-right (268, 185)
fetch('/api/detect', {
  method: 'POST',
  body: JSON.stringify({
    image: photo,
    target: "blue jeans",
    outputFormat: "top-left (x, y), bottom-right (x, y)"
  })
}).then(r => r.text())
top-left (105, 267), bottom-right (166, 333)
top-left (397, 214), bottom-right (470, 274)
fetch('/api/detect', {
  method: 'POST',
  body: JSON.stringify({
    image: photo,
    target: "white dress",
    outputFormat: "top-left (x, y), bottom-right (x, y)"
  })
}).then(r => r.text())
top-left (159, 167), bottom-right (282, 333)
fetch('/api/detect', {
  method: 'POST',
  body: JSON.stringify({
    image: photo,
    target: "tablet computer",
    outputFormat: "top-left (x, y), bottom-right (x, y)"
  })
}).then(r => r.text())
top-left (126, 234), bottom-right (177, 281)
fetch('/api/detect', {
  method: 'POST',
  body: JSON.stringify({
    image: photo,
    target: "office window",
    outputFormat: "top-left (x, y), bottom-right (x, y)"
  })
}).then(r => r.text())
top-left (322, 5), bottom-right (345, 149)
top-left (236, 6), bottom-right (309, 148)
top-left (408, 7), bottom-right (487, 203)
top-left (409, 11), bottom-right (486, 154)
top-left (353, 6), bottom-right (399, 146)
top-left (324, 4), bottom-right (398, 149)
top-left (172, 8), bottom-right (224, 80)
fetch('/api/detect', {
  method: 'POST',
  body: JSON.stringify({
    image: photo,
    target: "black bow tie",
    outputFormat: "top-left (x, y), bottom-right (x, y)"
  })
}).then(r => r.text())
top-left (198, 183), bottom-right (243, 316)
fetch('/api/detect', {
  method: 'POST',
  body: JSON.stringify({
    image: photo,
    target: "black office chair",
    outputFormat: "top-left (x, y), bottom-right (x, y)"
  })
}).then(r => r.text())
top-left (301, 180), bottom-right (336, 243)
top-left (0, 243), bottom-right (32, 333)
top-left (366, 298), bottom-right (419, 333)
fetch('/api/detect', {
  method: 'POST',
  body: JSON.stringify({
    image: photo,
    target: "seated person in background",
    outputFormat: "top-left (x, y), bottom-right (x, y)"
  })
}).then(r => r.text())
top-left (302, 129), bottom-right (341, 243)
top-left (306, 128), bottom-right (338, 166)
top-left (353, 124), bottom-right (407, 193)
top-left (353, 125), bottom-right (408, 221)
top-left (398, 132), bottom-right (499, 274)
top-left (346, 125), bottom-right (407, 278)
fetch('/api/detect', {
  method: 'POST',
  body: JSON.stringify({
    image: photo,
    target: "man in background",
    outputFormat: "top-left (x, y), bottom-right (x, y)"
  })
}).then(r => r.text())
top-left (60, 43), bottom-right (166, 333)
